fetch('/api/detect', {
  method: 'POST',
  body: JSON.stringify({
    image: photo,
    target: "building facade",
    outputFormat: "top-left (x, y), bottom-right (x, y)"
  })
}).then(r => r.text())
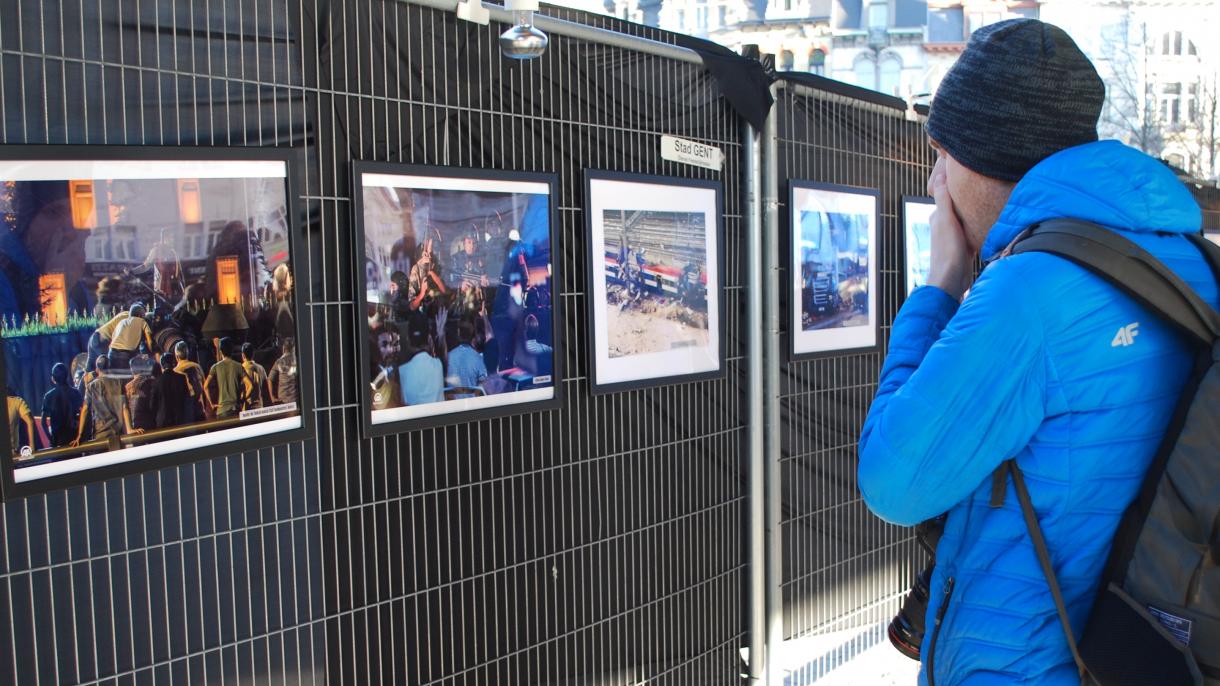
top-left (599, 0), bottom-right (1219, 180)
top-left (823, 0), bottom-right (933, 98)
top-left (610, 0), bottom-right (1044, 101)
top-left (1041, 0), bottom-right (1219, 181)
top-left (918, 1), bottom-right (1039, 98)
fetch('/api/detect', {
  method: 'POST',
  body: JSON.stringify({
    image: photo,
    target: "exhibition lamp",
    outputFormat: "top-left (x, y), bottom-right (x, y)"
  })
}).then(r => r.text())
top-left (499, 0), bottom-right (548, 60)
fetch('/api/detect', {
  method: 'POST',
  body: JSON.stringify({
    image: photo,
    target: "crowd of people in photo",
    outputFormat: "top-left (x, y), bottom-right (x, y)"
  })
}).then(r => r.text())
top-left (367, 213), bottom-right (554, 411)
top-left (8, 332), bottom-right (300, 454)
top-left (7, 295), bottom-right (301, 456)
top-left (1, 196), bottom-right (300, 458)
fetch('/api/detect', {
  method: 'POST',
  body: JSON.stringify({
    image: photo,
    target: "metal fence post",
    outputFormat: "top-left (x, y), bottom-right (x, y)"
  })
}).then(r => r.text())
top-left (763, 81), bottom-right (784, 686)
top-left (745, 113), bottom-right (767, 684)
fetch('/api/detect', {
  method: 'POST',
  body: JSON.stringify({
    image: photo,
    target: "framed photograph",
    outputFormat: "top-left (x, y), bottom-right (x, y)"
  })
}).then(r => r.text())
top-left (0, 145), bottom-right (312, 499)
top-left (788, 181), bottom-right (878, 359)
top-left (584, 170), bottom-right (724, 392)
top-left (903, 196), bottom-right (935, 295)
top-left (351, 163), bottom-right (562, 436)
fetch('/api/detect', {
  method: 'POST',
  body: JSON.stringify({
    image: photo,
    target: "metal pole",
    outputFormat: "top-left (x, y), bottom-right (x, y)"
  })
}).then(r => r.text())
top-left (762, 81), bottom-right (784, 686)
top-left (745, 114), bottom-right (766, 684)
top-left (393, 0), bottom-right (705, 65)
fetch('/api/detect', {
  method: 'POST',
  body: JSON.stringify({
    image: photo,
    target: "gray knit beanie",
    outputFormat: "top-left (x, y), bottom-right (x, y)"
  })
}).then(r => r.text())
top-left (926, 19), bottom-right (1105, 182)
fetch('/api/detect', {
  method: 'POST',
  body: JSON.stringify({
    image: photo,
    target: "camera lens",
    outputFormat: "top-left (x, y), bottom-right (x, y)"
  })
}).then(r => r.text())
top-left (888, 566), bottom-right (933, 660)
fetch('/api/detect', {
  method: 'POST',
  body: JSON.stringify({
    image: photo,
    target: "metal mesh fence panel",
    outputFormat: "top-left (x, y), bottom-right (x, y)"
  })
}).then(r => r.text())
top-left (1194, 185), bottom-right (1220, 234)
top-left (0, 1), bottom-right (748, 684)
top-left (774, 83), bottom-right (933, 682)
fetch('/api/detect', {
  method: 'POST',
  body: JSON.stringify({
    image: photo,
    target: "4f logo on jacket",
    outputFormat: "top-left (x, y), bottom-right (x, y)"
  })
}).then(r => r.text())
top-left (1112, 322), bottom-right (1140, 347)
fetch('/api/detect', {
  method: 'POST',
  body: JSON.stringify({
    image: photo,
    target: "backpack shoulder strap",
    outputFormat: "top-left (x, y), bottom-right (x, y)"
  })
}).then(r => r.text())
top-left (1010, 219), bottom-right (1220, 346)
top-left (1000, 459), bottom-right (1089, 679)
top-left (1184, 232), bottom-right (1220, 283)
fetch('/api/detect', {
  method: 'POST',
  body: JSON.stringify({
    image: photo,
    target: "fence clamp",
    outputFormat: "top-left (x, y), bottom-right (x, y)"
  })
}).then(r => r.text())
top-left (456, 0), bottom-right (490, 25)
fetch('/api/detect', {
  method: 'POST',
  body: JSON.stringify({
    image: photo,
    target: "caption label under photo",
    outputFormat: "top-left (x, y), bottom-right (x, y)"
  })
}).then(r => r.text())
top-left (239, 402), bottom-right (300, 421)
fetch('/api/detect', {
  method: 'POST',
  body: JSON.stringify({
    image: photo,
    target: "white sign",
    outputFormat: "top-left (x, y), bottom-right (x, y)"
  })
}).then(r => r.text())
top-left (661, 135), bottom-right (723, 171)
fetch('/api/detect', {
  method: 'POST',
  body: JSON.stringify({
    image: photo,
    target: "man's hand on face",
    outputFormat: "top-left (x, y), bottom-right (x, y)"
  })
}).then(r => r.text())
top-left (926, 156), bottom-right (975, 302)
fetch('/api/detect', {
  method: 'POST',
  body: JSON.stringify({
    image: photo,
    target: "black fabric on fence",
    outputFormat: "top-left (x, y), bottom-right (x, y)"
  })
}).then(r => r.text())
top-left (779, 71), bottom-right (907, 112)
top-left (774, 87), bottom-right (934, 640)
top-left (538, 3), bottom-right (775, 130)
top-left (2, 0), bottom-right (750, 684)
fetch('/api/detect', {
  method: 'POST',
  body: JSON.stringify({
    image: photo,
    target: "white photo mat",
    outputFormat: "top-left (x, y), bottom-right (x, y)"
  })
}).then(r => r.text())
top-left (587, 177), bottom-right (721, 387)
top-left (358, 171), bottom-right (557, 425)
top-left (0, 153), bottom-right (304, 490)
top-left (904, 197), bottom-right (935, 296)
top-left (790, 184), bottom-right (878, 356)
top-left (16, 416), bottom-right (303, 483)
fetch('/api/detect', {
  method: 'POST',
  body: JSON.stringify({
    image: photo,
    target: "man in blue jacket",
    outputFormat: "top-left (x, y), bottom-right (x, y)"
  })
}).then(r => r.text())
top-left (858, 19), bottom-right (1220, 686)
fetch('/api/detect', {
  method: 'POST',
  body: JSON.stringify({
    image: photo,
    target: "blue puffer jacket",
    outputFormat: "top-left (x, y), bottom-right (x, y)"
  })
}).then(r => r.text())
top-left (858, 140), bottom-right (1219, 686)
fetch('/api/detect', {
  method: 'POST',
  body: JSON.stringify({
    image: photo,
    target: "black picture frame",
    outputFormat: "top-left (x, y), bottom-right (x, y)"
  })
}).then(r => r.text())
top-left (583, 169), bottom-right (726, 394)
top-left (350, 162), bottom-right (565, 438)
top-left (0, 144), bottom-right (314, 500)
top-left (786, 180), bottom-right (880, 362)
top-left (902, 195), bottom-right (935, 297)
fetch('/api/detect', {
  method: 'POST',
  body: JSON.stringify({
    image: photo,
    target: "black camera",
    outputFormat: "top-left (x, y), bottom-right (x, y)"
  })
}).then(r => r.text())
top-left (888, 517), bottom-right (946, 660)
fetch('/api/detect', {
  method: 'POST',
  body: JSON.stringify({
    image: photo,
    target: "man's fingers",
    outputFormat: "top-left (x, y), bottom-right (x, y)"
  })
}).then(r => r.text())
top-left (927, 156), bottom-right (945, 197)
top-left (930, 166), bottom-right (952, 207)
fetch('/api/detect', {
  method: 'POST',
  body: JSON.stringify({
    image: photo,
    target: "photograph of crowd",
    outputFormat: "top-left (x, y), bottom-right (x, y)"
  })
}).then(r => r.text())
top-left (586, 173), bottom-right (722, 390)
top-left (789, 182), bottom-right (877, 356)
top-left (356, 167), bottom-right (558, 427)
top-left (904, 197), bottom-right (935, 295)
top-left (0, 155), bottom-right (302, 491)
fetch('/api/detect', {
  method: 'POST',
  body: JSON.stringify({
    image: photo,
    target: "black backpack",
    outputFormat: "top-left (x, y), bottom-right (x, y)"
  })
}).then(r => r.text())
top-left (994, 219), bottom-right (1220, 686)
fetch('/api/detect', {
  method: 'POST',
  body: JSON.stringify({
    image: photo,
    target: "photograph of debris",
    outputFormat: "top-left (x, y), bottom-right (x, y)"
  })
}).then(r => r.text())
top-left (585, 172), bottom-right (722, 391)
top-left (789, 182), bottom-right (878, 358)
top-left (903, 197), bottom-right (934, 296)
top-left (601, 209), bottom-right (710, 359)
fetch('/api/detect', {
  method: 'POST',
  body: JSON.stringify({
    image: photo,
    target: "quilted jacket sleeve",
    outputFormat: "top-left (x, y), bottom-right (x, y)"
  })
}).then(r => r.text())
top-left (858, 257), bottom-right (1048, 526)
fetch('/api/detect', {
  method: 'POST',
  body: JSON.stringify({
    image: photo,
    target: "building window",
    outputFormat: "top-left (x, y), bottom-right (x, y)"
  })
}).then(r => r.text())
top-left (967, 11), bottom-right (1003, 35)
top-left (696, 5), bottom-right (708, 29)
top-left (1161, 82), bottom-right (1182, 125)
top-left (183, 223), bottom-right (204, 258)
top-left (1161, 31), bottom-right (1198, 56)
top-left (854, 56), bottom-right (876, 90)
top-left (928, 7), bottom-right (966, 43)
top-left (676, 9), bottom-right (684, 28)
top-left (717, 5), bottom-right (726, 25)
top-left (809, 48), bottom-right (826, 75)
top-left (879, 55), bottom-right (901, 96)
top-left (779, 50), bottom-right (794, 72)
top-left (868, 1), bottom-right (888, 29)
top-left (114, 225), bottom-right (137, 261)
top-left (1189, 83), bottom-right (1198, 122)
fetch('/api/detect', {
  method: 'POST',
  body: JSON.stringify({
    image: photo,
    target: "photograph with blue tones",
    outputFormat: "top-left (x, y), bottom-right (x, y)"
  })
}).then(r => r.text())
top-left (903, 196), bottom-right (935, 295)
top-left (355, 166), bottom-right (559, 430)
top-left (789, 182), bottom-right (878, 357)
top-left (0, 152), bottom-right (304, 495)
